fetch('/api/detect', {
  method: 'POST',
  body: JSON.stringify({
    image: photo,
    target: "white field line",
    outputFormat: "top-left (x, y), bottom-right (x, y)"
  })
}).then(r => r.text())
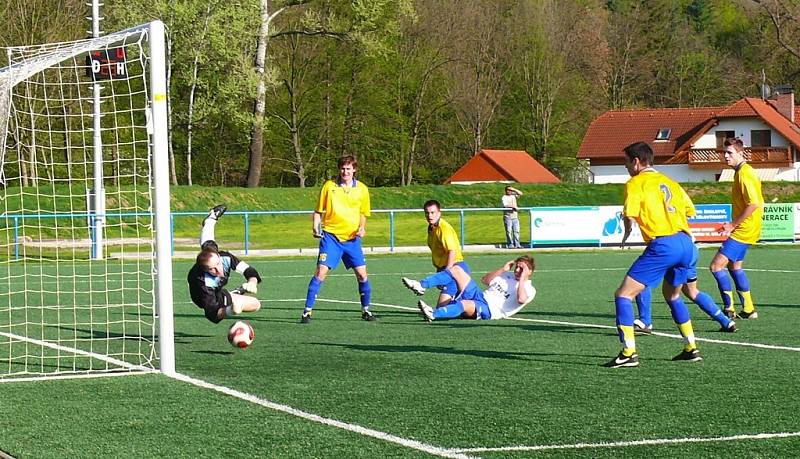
top-left (0, 329), bottom-right (474, 459)
top-left (301, 298), bottom-right (800, 352)
top-left (0, 330), bottom-right (154, 383)
top-left (170, 372), bottom-right (476, 459)
top-left (448, 431), bottom-right (800, 453)
top-left (2, 267), bottom-right (795, 288)
top-left (263, 267), bottom-right (799, 279)
top-left (310, 298), bottom-right (800, 454)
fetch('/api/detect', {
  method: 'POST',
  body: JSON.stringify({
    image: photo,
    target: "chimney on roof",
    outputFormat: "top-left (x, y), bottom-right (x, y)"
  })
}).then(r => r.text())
top-left (771, 84), bottom-right (795, 123)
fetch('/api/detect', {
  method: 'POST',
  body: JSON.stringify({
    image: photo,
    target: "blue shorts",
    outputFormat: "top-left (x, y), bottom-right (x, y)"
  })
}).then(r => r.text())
top-left (719, 238), bottom-right (750, 262)
top-left (453, 279), bottom-right (490, 320)
top-left (687, 244), bottom-right (699, 281)
top-left (438, 261), bottom-right (472, 297)
top-left (627, 232), bottom-right (694, 287)
top-left (317, 231), bottom-right (366, 270)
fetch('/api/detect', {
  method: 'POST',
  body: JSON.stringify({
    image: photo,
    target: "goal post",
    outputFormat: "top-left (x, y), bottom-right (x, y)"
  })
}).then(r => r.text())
top-left (0, 21), bottom-right (175, 380)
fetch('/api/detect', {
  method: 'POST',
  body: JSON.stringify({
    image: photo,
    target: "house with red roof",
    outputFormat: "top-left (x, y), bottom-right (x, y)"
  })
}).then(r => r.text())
top-left (445, 149), bottom-right (561, 184)
top-left (577, 86), bottom-right (800, 183)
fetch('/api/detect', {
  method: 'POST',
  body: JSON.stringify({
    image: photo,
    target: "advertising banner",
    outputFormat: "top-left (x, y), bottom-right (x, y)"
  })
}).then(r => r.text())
top-left (529, 206), bottom-right (644, 246)
top-left (688, 204), bottom-right (731, 242)
top-left (795, 203), bottom-right (800, 240)
top-left (528, 203), bottom-right (798, 246)
top-left (530, 206), bottom-right (602, 245)
top-left (760, 203), bottom-right (795, 241)
top-left (597, 205), bottom-right (644, 245)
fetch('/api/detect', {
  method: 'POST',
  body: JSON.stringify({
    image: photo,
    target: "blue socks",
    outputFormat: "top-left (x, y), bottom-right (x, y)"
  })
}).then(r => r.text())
top-left (730, 269), bottom-right (750, 291)
top-left (358, 279), bottom-right (371, 309)
top-left (433, 301), bottom-right (466, 319)
top-left (614, 296), bottom-right (634, 343)
top-left (635, 287), bottom-right (652, 327)
top-left (692, 291), bottom-right (732, 328)
top-left (712, 270), bottom-right (733, 308)
top-left (666, 298), bottom-right (691, 324)
top-left (615, 296), bottom-right (634, 326)
top-left (420, 270), bottom-right (454, 289)
top-left (305, 276), bottom-right (324, 310)
top-left (305, 276), bottom-right (372, 314)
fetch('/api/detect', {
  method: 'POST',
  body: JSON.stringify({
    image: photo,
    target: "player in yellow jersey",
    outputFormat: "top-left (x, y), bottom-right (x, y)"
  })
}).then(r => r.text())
top-left (301, 155), bottom-right (375, 324)
top-left (606, 141), bottom-right (701, 368)
top-left (401, 200), bottom-right (472, 306)
top-left (710, 138), bottom-right (764, 319)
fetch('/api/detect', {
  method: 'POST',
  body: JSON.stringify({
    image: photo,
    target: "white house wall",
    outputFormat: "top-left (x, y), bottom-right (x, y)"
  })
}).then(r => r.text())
top-left (775, 163), bottom-right (800, 181)
top-left (694, 119), bottom-right (789, 148)
top-left (590, 165), bottom-right (718, 184)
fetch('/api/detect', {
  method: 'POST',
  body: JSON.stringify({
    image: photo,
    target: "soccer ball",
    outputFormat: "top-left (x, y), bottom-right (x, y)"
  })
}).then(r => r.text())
top-left (227, 320), bottom-right (255, 349)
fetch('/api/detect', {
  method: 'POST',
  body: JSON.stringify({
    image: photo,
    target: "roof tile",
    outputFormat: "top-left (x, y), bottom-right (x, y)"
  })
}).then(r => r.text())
top-left (446, 149), bottom-right (561, 184)
top-left (577, 107), bottom-right (722, 160)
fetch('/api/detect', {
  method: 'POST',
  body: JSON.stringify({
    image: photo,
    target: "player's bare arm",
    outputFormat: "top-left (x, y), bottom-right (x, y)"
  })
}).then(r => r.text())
top-left (718, 203), bottom-right (762, 235)
top-left (312, 211), bottom-right (323, 238)
top-left (356, 214), bottom-right (367, 238)
top-left (620, 216), bottom-right (633, 249)
top-left (515, 263), bottom-right (532, 304)
top-left (445, 249), bottom-right (458, 269)
top-left (481, 261), bottom-right (513, 285)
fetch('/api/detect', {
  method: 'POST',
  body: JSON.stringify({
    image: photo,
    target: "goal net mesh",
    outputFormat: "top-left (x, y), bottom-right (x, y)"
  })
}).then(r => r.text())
top-left (0, 25), bottom-right (163, 380)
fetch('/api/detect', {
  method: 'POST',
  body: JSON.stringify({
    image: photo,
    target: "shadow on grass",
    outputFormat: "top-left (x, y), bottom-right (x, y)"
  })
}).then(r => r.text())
top-left (754, 303), bottom-right (800, 310)
top-left (52, 324), bottom-right (213, 344)
top-left (529, 310), bottom-right (616, 320)
top-left (190, 350), bottom-right (235, 356)
top-left (310, 341), bottom-right (608, 366)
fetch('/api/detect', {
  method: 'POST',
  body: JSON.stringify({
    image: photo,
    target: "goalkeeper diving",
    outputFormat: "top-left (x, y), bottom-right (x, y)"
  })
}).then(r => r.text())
top-left (187, 205), bottom-right (262, 323)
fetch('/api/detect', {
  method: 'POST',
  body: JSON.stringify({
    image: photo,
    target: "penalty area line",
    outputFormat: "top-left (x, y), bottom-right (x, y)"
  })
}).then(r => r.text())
top-left (448, 431), bottom-right (800, 453)
top-left (170, 372), bottom-right (476, 459)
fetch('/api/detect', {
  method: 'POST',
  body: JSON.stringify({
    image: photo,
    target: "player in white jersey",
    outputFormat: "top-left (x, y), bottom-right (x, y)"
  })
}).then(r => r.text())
top-left (403, 256), bottom-right (535, 322)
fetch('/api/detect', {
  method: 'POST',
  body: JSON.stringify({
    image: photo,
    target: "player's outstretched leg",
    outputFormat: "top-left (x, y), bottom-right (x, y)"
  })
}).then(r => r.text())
top-left (418, 300), bottom-right (434, 322)
top-left (200, 204), bottom-right (227, 249)
top-left (691, 290), bottom-right (737, 332)
top-left (203, 204), bottom-right (227, 226)
top-left (402, 277), bottom-right (426, 295)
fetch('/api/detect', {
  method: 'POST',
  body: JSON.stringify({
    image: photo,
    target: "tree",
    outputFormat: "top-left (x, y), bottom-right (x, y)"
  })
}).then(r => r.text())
top-left (439, 0), bottom-right (512, 156)
top-left (384, 2), bottom-right (453, 185)
top-left (506, 1), bottom-right (608, 164)
top-left (255, 0), bottom-right (413, 187)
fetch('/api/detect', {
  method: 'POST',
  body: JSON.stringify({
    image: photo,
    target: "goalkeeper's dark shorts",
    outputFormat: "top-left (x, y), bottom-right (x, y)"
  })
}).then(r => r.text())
top-left (203, 288), bottom-right (232, 324)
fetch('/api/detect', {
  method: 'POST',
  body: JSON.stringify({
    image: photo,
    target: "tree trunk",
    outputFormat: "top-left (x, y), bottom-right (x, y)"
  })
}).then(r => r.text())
top-left (246, 0), bottom-right (272, 188)
top-left (340, 66), bottom-right (357, 156)
top-left (166, 35), bottom-right (178, 186)
top-left (289, 79), bottom-right (306, 187)
top-left (186, 4), bottom-right (213, 187)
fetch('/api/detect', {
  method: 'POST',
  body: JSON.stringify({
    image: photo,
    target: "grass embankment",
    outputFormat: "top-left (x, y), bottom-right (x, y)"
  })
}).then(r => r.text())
top-left (3, 182), bottom-right (798, 252)
top-left (169, 182), bottom-right (800, 250)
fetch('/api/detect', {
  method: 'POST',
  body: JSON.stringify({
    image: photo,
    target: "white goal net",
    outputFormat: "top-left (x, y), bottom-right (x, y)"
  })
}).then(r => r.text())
top-left (0, 21), bottom-right (174, 381)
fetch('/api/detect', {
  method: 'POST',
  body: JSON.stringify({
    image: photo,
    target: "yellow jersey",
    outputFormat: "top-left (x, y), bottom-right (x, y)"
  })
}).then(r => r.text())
top-left (427, 217), bottom-right (464, 269)
top-left (731, 163), bottom-right (764, 244)
top-left (623, 169), bottom-right (695, 242)
top-left (315, 179), bottom-right (371, 241)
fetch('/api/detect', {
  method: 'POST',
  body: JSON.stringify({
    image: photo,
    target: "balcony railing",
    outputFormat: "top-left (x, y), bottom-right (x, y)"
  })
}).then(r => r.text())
top-left (688, 147), bottom-right (793, 168)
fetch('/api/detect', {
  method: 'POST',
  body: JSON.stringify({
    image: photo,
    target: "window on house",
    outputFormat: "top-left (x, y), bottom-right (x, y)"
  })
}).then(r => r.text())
top-left (716, 130), bottom-right (735, 149)
top-left (655, 128), bottom-right (671, 141)
top-left (751, 130), bottom-right (771, 147)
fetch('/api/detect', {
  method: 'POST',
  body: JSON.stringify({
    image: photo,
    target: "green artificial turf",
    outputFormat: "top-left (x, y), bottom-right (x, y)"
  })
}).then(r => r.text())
top-left (1, 246), bottom-right (799, 458)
